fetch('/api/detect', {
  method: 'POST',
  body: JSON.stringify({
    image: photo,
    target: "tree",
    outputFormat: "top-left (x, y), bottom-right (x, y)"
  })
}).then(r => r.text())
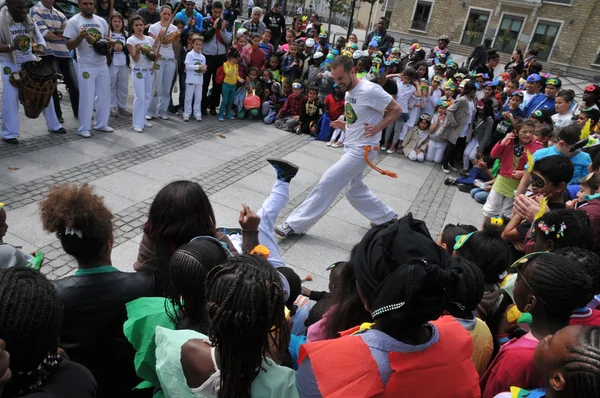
top-left (326, 0), bottom-right (349, 35)
top-left (363, 0), bottom-right (384, 35)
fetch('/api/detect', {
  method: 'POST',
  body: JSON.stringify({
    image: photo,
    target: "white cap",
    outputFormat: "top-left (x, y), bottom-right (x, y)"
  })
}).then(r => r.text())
top-left (305, 38), bottom-right (315, 48)
top-left (352, 50), bottom-right (362, 59)
top-left (313, 51), bottom-right (324, 59)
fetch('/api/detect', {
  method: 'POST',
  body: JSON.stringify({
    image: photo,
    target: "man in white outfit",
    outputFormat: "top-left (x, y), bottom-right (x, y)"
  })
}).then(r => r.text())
top-left (276, 55), bottom-right (400, 237)
top-left (64, 0), bottom-right (113, 138)
top-left (0, 0), bottom-right (66, 144)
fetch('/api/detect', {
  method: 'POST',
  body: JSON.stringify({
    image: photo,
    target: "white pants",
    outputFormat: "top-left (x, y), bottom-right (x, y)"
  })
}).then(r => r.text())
top-left (286, 149), bottom-right (397, 233)
top-left (399, 107), bottom-right (420, 141)
top-left (257, 179), bottom-right (289, 268)
top-left (1, 62), bottom-right (62, 139)
top-left (483, 189), bottom-right (514, 218)
top-left (463, 138), bottom-right (479, 170)
top-left (331, 128), bottom-right (345, 143)
top-left (408, 150), bottom-right (425, 162)
top-left (184, 83), bottom-right (203, 119)
top-left (426, 140), bottom-right (447, 163)
top-left (109, 64), bottom-right (129, 110)
top-left (384, 117), bottom-right (403, 146)
top-left (147, 58), bottom-right (176, 117)
top-left (132, 69), bottom-right (154, 129)
top-left (77, 65), bottom-right (110, 133)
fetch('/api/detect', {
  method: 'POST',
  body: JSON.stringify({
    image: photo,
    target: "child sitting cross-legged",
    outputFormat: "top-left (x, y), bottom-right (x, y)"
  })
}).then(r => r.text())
top-left (275, 80), bottom-right (307, 132)
top-left (294, 86), bottom-right (322, 135)
top-left (401, 114), bottom-right (431, 162)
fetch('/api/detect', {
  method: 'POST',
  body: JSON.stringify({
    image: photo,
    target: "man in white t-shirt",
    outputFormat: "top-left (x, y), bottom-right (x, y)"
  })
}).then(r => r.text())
top-left (64, 0), bottom-right (113, 138)
top-left (275, 56), bottom-right (400, 237)
top-left (0, 0), bottom-right (66, 144)
top-left (551, 89), bottom-right (574, 129)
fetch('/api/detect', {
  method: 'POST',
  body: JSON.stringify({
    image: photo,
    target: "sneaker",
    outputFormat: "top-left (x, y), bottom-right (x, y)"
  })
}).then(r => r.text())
top-left (326, 141), bottom-right (333, 147)
top-left (380, 146), bottom-right (387, 151)
top-left (95, 126), bottom-right (114, 133)
top-left (218, 116), bottom-right (224, 121)
top-left (132, 127), bottom-right (144, 133)
top-left (274, 222), bottom-right (294, 238)
top-left (119, 108), bottom-right (132, 116)
top-left (144, 121), bottom-right (153, 128)
top-left (183, 116), bottom-right (189, 122)
top-left (442, 166), bottom-right (450, 174)
top-left (195, 117), bottom-right (202, 122)
top-left (110, 108), bottom-right (119, 117)
top-left (158, 115), bottom-right (169, 120)
top-left (449, 164), bottom-right (457, 172)
top-left (332, 141), bottom-right (343, 148)
top-left (2, 137), bottom-right (18, 144)
top-left (145, 115), bottom-right (153, 121)
top-left (77, 131), bottom-right (91, 138)
top-left (457, 183), bottom-right (472, 193)
top-left (386, 148), bottom-right (395, 154)
top-left (49, 127), bottom-right (67, 134)
top-left (227, 115), bottom-right (235, 120)
top-left (444, 177), bottom-right (457, 186)
top-left (267, 158), bottom-right (299, 183)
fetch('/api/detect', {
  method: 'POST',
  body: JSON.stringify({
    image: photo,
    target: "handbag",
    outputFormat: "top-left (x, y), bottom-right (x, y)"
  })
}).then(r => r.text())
top-left (243, 89), bottom-right (261, 110)
top-left (315, 113), bottom-right (332, 141)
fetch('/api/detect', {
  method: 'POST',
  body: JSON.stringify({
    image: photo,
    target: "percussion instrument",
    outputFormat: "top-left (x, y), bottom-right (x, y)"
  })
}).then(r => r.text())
top-left (9, 61), bottom-right (57, 119)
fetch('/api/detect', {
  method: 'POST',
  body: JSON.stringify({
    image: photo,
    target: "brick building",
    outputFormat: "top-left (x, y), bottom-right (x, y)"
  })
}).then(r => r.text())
top-left (388, 0), bottom-right (600, 78)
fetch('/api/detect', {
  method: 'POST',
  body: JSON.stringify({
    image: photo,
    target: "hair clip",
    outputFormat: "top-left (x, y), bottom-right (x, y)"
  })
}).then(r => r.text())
top-left (0, 202), bottom-right (4, 211)
top-left (371, 302), bottom-right (406, 319)
top-left (454, 231), bottom-right (475, 250)
top-left (65, 227), bottom-right (83, 239)
top-left (490, 216), bottom-right (504, 226)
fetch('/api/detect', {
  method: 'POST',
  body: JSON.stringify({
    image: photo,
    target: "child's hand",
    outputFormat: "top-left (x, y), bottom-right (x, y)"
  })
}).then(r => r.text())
top-left (566, 199), bottom-right (577, 209)
top-left (501, 132), bottom-right (515, 145)
top-left (238, 78), bottom-right (245, 83)
top-left (330, 120), bottom-right (345, 129)
top-left (295, 116), bottom-right (299, 121)
top-left (512, 170), bottom-right (524, 180)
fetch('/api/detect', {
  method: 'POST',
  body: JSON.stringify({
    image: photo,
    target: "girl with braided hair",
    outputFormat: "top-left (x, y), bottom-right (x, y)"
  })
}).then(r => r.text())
top-left (481, 252), bottom-right (597, 398)
top-left (531, 210), bottom-right (590, 253)
top-left (155, 254), bottom-right (297, 398)
top-left (297, 214), bottom-right (482, 397)
top-left (0, 267), bottom-right (96, 397)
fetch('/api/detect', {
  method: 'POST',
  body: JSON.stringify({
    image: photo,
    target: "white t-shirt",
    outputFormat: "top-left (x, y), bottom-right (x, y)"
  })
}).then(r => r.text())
top-left (521, 91), bottom-right (537, 110)
top-left (64, 14), bottom-right (108, 67)
top-left (126, 35), bottom-right (155, 69)
top-left (184, 50), bottom-right (206, 85)
top-left (110, 31), bottom-right (127, 67)
top-left (1, 22), bottom-right (46, 65)
top-left (551, 112), bottom-right (573, 128)
top-left (343, 78), bottom-right (393, 150)
top-left (395, 81), bottom-right (415, 114)
top-left (148, 22), bottom-right (178, 59)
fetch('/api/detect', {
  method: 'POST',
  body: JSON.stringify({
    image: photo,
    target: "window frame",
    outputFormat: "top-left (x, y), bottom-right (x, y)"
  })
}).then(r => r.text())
top-left (409, 0), bottom-right (435, 33)
top-left (459, 6), bottom-right (494, 47)
top-left (493, 11), bottom-right (527, 54)
top-left (526, 17), bottom-right (565, 62)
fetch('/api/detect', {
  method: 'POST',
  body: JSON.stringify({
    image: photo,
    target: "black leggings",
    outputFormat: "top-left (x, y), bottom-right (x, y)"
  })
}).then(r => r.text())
top-left (442, 137), bottom-right (467, 168)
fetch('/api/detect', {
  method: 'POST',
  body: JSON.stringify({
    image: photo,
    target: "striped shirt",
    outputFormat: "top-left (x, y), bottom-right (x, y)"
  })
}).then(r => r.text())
top-left (30, 2), bottom-right (70, 58)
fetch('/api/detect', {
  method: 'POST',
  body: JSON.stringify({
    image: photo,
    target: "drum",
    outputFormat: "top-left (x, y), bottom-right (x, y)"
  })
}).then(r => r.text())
top-left (9, 61), bottom-right (56, 119)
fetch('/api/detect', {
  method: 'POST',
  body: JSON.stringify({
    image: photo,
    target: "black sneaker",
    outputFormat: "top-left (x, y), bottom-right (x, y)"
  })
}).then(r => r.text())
top-left (267, 158), bottom-right (299, 183)
top-left (2, 138), bottom-right (18, 144)
top-left (444, 177), bottom-right (457, 186)
top-left (49, 127), bottom-right (67, 134)
top-left (457, 183), bottom-right (472, 193)
top-left (58, 117), bottom-right (64, 123)
top-left (209, 107), bottom-right (217, 116)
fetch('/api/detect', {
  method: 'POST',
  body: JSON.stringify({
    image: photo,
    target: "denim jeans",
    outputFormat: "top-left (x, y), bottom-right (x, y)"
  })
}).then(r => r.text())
top-left (470, 188), bottom-right (489, 204)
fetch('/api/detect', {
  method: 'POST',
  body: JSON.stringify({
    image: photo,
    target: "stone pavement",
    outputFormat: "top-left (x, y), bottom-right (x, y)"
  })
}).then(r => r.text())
top-left (0, 94), bottom-right (482, 293)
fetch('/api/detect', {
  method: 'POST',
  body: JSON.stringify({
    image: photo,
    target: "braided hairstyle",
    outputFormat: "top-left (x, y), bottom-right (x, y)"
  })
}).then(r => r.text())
top-left (454, 223), bottom-right (512, 284)
top-left (554, 247), bottom-right (600, 300)
top-left (563, 326), bottom-right (600, 396)
top-left (40, 183), bottom-right (113, 264)
top-left (526, 253), bottom-right (595, 323)
top-left (0, 267), bottom-right (62, 397)
top-left (166, 238), bottom-right (229, 333)
top-left (205, 254), bottom-right (289, 398)
top-left (533, 210), bottom-right (590, 252)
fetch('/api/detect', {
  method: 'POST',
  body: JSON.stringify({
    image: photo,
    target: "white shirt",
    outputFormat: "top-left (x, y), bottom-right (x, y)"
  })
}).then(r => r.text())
top-left (184, 50), bottom-right (205, 85)
top-left (395, 81), bottom-right (415, 114)
top-left (64, 13), bottom-right (108, 67)
top-left (0, 22), bottom-right (46, 65)
top-left (552, 112), bottom-right (573, 128)
top-left (344, 78), bottom-right (393, 150)
top-left (126, 35), bottom-right (155, 69)
top-left (110, 31), bottom-right (126, 66)
top-left (521, 91), bottom-right (536, 110)
top-left (148, 22), bottom-right (177, 59)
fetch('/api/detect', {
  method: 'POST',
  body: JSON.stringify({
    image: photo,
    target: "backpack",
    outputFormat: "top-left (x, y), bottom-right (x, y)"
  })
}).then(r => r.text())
top-left (216, 66), bottom-right (225, 84)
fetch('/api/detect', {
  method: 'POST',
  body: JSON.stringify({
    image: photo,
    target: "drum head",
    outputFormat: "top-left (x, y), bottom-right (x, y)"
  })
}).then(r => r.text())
top-left (22, 61), bottom-right (54, 78)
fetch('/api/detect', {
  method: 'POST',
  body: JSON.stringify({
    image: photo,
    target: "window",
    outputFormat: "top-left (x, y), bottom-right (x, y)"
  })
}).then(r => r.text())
top-left (543, 0), bottom-right (571, 4)
top-left (529, 20), bottom-right (561, 61)
top-left (494, 15), bottom-right (524, 53)
top-left (595, 49), bottom-right (600, 65)
top-left (460, 9), bottom-right (491, 46)
top-left (410, 1), bottom-right (432, 32)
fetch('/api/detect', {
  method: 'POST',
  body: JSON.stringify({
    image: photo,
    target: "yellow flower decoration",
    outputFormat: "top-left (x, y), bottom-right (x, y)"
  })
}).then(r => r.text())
top-left (526, 150), bottom-right (535, 172)
top-left (534, 196), bottom-right (548, 221)
top-left (581, 118), bottom-right (592, 141)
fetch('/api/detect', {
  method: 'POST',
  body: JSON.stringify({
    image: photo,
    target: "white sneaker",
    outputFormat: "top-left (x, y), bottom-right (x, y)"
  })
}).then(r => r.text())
top-left (195, 117), bottom-right (202, 122)
top-left (145, 115), bottom-right (153, 121)
top-left (274, 223), bottom-right (294, 237)
top-left (326, 141), bottom-right (333, 146)
top-left (381, 146), bottom-right (388, 151)
top-left (144, 121), bottom-right (153, 128)
top-left (132, 127), bottom-right (144, 133)
top-left (95, 126), bottom-right (114, 133)
top-left (158, 115), bottom-right (169, 120)
top-left (332, 141), bottom-right (343, 148)
top-left (77, 131), bottom-right (91, 138)
top-left (183, 116), bottom-right (189, 122)
top-left (386, 148), bottom-right (395, 154)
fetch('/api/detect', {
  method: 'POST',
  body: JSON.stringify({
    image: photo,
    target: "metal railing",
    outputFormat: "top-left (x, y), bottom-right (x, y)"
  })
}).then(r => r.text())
top-left (410, 19), bottom-right (428, 31)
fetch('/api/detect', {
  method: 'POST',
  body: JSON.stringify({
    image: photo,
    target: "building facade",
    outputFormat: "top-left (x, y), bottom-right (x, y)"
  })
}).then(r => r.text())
top-left (388, 0), bottom-right (600, 77)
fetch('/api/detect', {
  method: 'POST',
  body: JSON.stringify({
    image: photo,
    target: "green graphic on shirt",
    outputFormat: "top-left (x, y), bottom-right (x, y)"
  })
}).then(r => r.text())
top-left (82, 71), bottom-right (90, 79)
top-left (3, 67), bottom-right (11, 75)
top-left (154, 63), bottom-right (160, 70)
top-left (345, 103), bottom-right (357, 125)
top-left (194, 62), bottom-right (204, 75)
top-left (14, 34), bottom-right (30, 52)
top-left (136, 72), bottom-right (143, 79)
top-left (87, 28), bottom-right (102, 42)
top-left (141, 44), bottom-right (152, 56)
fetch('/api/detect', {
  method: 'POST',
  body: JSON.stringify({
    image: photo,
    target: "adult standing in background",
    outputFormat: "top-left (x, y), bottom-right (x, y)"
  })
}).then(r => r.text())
top-left (31, 0), bottom-right (80, 122)
top-left (64, 0), bottom-right (113, 138)
top-left (175, 0), bottom-right (203, 36)
top-left (136, 0), bottom-right (160, 34)
top-left (363, 17), bottom-right (393, 55)
top-left (223, 0), bottom-right (237, 32)
top-left (94, 0), bottom-right (110, 22)
top-left (474, 50), bottom-right (500, 79)
top-left (241, 7), bottom-right (266, 35)
top-left (147, 5), bottom-right (179, 120)
top-left (263, 2), bottom-right (285, 49)
top-left (467, 37), bottom-right (491, 72)
top-left (246, 0), bottom-right (253, 18)
top-left (201, 1), bottom-right (231, 116)
top-left (306, 13), bottom-right (318, 31)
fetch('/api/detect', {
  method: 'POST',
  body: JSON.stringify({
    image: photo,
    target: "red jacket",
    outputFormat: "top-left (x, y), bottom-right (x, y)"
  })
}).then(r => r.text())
top-left (490, 139), bottom-right (543, 179)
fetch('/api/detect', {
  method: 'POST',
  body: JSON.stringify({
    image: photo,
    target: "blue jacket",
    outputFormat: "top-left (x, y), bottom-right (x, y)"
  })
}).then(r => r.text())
top-left (524, 94), bottom-right (556, 117)
top-left (175, 9), bottom-right (203, 35)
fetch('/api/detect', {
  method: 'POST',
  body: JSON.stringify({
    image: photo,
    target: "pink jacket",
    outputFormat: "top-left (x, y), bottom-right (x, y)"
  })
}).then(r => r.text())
top-left (490, 139), bottom-right (543, 179)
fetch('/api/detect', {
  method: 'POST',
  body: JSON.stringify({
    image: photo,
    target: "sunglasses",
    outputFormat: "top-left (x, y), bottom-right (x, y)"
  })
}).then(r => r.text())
top-left (529, 171), bottom-right (547, 189)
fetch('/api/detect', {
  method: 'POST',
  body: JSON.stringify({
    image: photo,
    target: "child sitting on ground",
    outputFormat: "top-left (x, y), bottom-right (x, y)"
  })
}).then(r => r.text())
top-left (0, 202), bottom-right (30, 268)
top-left (534, 125), bottom-right (553, 147)
top-left (295, 86), bottom-right (322, 135)
top-left (275, 81), bottom-right (307, 131)
top-left (437, 223), bottom-right (477, 255)
top-left (402, 114), bottom-right (431, 162)
top-left (237, 67), bottom-right (263, 120)
top-left (567, 171), bottom-right (600, 209)
top-left (262, 82), bottom-right (282, 124)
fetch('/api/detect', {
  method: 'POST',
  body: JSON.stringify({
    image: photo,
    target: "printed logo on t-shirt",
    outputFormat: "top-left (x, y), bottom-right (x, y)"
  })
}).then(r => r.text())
top-left (86, 28), bottom-right (102, 42)
top-left (3, 67), bottom-right (11, 75)
top-left (345, 103), bottom-right (357, 125)
top-left (154, 63), bottom-right (160, 70)
top-left (14, 34), bottom-right (30, 52)
top-left (82, 71), bottom-right (90, 79)
top-left (194, 61), bottom-right (204, 75)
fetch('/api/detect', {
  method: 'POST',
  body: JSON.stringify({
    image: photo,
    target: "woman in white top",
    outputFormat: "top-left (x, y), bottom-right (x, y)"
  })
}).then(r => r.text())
top-left (126, 15), bottom-right (159, 133)
top-left (147, 5), bottom-right (180, 120)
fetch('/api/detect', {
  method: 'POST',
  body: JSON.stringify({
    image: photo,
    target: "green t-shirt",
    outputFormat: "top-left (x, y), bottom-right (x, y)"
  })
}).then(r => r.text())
top-left (492, 155), bottom-right (519, 198)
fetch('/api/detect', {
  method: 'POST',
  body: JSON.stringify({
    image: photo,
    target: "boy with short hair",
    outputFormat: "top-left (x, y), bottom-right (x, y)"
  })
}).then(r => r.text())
top-left (259, 30), bottom-right (274, 63)
top-left (275, 80), bottom-right (307, 131)
top-left (524, 77), bottom-right (561, 117)
top-left (296, 86), bottom-right (323, 135)
top-left (521, 74), bottom-right (543, 111)
top-left (246, 33), bottom-right (266, 70)
top-left (551, 89), bottom-right (575, 128)
top-left (281, 43), bottom-right (303, 83)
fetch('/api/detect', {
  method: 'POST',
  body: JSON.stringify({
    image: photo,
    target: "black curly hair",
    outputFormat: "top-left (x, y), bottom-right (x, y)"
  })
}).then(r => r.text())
top-left (563, 326), bottom-right (600, 396)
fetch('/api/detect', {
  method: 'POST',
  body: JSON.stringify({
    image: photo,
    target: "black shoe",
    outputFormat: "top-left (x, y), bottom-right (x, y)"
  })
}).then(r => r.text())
top-left (58, 117), bottom-right (64, 123)
top-left (267, 158), bottom-right (299, 183)
top-left (209, 108), bottom-right (217, 116)
top-left (457, 183), bottom-right (472, 193)
top-left (49, 127), bottom-right (67, 134)
top-left (201, 108), bottom-right (208, 116)
top-left (444, 177), bottom-right (457, 186)
top-left (2, 138), bottom-right (18, 144)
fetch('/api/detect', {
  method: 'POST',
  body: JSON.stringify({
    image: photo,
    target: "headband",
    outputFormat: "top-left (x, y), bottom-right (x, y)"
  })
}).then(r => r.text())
top-left (453, 231), bottom-right (475, 251)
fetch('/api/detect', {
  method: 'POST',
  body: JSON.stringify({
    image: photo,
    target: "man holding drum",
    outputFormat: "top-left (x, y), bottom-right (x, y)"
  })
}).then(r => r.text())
top-left (64, 0), bottom-right (113, 138)
top-left (0, 0), bottom-right (66, 144)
